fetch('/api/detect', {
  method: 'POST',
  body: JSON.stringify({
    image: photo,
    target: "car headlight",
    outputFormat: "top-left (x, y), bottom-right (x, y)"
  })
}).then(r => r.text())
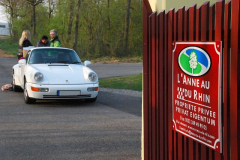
top-left (88, 72), bottom-right (97, 82)
top-left (34, 72), bottom-right (44, 82)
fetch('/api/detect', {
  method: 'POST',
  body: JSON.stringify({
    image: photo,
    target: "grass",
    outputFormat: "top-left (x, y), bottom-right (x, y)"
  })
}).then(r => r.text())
top-left (90, 56), bottom-right (142, 64)
top-left (99, 73), bottom-right (142, 91)
top-left (0, 37), bottom-right (18, 56)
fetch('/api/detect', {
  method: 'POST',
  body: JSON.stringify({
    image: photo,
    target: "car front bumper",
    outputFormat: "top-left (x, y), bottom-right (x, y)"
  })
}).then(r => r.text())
top-left (26, 83), bottom-right (99, 99)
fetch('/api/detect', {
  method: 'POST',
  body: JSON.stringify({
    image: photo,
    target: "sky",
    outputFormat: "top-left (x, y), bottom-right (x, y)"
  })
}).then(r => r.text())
top-left (0, 6), bottom-right (8, 23)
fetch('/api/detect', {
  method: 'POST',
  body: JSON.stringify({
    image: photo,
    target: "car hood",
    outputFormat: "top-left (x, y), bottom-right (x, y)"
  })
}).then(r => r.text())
top-left (30, 64), bottom-right (88, 84)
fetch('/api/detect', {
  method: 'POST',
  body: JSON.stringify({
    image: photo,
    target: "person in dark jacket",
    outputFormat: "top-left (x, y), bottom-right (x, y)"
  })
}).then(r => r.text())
top-left (36, 35), bottom-right (50, 47)
top-left (17, 30), bottom-right (33, 59)
top-left (49, 29), bottom-right (61, 47)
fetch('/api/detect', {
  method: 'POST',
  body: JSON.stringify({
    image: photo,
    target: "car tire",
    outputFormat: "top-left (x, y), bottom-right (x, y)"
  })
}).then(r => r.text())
top-left (12, 78), bottom-right (22, 92)
top-left (24, 80), bottom-right (36, 104)
top-left (85, 96), bottom-right (97, 103)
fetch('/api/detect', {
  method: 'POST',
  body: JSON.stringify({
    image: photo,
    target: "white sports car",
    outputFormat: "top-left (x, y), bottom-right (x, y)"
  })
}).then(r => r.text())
top-left (12, 47), bottom-right (99, 104)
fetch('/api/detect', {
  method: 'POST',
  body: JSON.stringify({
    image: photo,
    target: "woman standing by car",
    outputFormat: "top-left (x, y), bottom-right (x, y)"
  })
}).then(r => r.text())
top-left (17, 30), bottom-right (33, 60)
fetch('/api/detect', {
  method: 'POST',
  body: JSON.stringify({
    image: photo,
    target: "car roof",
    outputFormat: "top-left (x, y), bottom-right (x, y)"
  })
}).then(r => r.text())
top-left (30, 47), bottom-right (75, 52)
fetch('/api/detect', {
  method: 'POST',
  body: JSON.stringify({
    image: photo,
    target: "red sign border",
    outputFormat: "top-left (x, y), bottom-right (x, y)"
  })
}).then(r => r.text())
top-left (172, 41), bottom-right (222, 153)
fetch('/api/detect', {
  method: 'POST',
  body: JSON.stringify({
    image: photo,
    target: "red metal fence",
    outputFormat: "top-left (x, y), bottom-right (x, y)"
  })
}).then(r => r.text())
top-left (142, 0), bottom-right (240, 159)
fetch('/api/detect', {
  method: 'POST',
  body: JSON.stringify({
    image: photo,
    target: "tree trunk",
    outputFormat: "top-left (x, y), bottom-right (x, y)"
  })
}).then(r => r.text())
top-left (73, 0), bottom-right (81, 50)
top-left (32, 4), bottom-right (36, 36)
top-left (48, 0), bottom-right (55, 21)
top-left (67, 0), bottom-right (74, 36)
top-left (48, 0), bottom-right (51, 20)
top-left (9, 6), bottom-right (14, 36)
top-left (124, 0), bottom-right (131, 56)
top-left (107, 0), bottom-right (110, 30)
top-left (26, 0), bottom-right (43, 36)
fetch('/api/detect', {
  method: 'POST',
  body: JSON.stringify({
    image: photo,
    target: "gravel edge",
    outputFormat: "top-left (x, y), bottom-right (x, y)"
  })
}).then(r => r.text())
top-left (99, 88), bottom-right (142, 98)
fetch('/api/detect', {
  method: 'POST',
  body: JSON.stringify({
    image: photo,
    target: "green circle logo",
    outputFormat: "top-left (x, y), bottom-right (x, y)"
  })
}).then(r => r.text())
top-left (178, 47), bottom-right (211, 77)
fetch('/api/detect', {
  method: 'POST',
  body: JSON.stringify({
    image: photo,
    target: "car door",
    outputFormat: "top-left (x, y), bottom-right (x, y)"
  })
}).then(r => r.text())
top-left (16, 60), bottom-right (26, 87)
top-left (18, 51), bottom-right (31, 86)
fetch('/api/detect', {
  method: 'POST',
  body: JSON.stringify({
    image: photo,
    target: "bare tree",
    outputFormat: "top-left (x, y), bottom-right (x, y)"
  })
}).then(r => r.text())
top-left (73, 0), bottom-right (82, 50)
top-left (124, 0), bottom-right (131, 56)
top-left (0, 0), bottom-right (19, 36)
top-left (26, 0), bottom-right (44, 36)
top-left (47, 0), bottom-right (55, 20)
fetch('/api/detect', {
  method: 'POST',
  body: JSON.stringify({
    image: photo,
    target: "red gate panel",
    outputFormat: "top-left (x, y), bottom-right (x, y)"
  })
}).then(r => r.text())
top-left (143, 0), bottom-right (240, 159)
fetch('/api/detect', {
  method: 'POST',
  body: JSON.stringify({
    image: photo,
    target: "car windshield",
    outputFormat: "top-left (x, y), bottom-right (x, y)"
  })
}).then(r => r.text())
top-left (28, 48), bottom-right (82, 64)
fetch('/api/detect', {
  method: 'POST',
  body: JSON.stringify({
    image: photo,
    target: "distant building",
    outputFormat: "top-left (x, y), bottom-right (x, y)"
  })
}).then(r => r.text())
top-left (0, 22), bottom-right (10, 36)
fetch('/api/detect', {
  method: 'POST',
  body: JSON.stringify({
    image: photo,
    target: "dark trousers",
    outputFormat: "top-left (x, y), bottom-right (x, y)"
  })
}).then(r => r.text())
top-left (17, 54), bottom-right (23, 60)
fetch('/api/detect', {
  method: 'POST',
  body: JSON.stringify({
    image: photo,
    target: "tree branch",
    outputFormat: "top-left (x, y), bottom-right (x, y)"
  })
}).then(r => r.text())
top-left (34, 0), bottom-right (43, 6)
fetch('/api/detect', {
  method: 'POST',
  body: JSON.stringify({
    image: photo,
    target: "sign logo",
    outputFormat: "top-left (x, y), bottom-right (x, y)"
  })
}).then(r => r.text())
top-left (178, 47), bottom-right (211, 77)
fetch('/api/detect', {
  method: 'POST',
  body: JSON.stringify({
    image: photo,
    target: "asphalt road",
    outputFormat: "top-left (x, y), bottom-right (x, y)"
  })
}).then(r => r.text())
top-left (89, 63), bottom-right (142, 79)
top-left (0, 57), bottom-right (142, 160)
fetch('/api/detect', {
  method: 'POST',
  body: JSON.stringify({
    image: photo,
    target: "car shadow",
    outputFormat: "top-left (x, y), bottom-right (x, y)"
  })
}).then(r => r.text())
top-left (33, 99), bottom-right (98, 107)
top-left (7, 90), bottom-right (98, 107)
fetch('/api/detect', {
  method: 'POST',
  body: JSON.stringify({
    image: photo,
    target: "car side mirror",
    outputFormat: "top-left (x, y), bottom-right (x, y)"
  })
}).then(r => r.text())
top-left (84, 60), bottom-right (91, 66)
top-left (18, 59), bottom-right (26, 65)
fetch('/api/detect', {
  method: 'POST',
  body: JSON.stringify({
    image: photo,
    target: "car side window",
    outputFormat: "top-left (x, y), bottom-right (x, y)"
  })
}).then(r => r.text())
top-left (29, 52), bottom-right (44, 64)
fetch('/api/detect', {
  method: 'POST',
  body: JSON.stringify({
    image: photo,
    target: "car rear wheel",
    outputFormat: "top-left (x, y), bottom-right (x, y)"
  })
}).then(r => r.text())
top-left (85, 96), bottom-right (97, 103)
top-left (24, 80), bottom-right (36, 104)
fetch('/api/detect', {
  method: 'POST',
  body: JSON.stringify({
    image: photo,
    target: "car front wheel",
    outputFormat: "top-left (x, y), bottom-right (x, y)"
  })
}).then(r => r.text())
top-left (12, 78), bottom-right (22, 92)
top-left (24, 80), bottom-right (36, 104)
